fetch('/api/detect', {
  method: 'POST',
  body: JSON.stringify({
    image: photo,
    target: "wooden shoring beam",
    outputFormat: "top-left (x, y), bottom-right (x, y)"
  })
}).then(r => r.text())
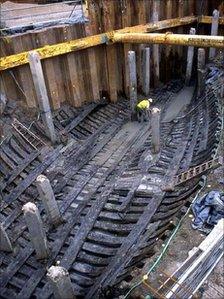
top-left (113, 33), bottom-right (224, 48)
top-left (0, 16), bottom-right (196, 71)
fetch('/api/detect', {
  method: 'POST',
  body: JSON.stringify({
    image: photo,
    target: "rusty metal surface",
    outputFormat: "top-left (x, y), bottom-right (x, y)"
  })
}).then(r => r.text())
top-left (113, 33), bottom-right (224, 48)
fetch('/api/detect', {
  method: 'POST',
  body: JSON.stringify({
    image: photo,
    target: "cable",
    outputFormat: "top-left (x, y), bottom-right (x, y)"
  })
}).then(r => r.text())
top-left (68, 3), bottom-right (78, 19)
top-left (123, 175), bottom-right (207, 299)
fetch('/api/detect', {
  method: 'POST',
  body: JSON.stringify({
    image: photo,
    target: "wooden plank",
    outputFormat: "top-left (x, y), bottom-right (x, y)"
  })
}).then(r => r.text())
top-left (0, 246), bottom-right (34, 289)
top-left (12, 33), bottom-right (37, 108)
top-left (55, 25), bottom-right (82, 107)
top-left (39, 123), bottom-right (147, 299)
top-left (0, 148), bottom-right (60, 210)
top-left (0, 145), bottom-right (19, 167)
top-left (3, 115), bottom-right (127, 231)
top-left (63, 103), bottom-right (97, 133)
top-left (86, 191), bottom-right (165, 299)
top-left (88, 0), bottom-right (109, 96)
top-left (0, 38), bottom-right (21, 102)
top-left (0, 16), bottom-right (197, 71)
top-left (75, 23), bottom-right (94, 104)
top-left (13, 116), bottom-right (141, 299)
top-left (88, 48), bottom-right (100, 101)
top-left (0, 151), bottom-right (40, 192)
top-left (103, 0), bottom-right (118, 102)
top-left (34, 29), bottom-right (62, 110)
top-left (17, 204), bottom-right (84, 299)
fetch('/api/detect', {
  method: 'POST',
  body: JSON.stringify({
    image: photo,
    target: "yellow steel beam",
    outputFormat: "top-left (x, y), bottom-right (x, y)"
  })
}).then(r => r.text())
top-left (199, 15), bottom-right (224, 25)
top-left (0, 16), bottom-right (196, 71)
top-left (113, 32), bottom-right (224, 48)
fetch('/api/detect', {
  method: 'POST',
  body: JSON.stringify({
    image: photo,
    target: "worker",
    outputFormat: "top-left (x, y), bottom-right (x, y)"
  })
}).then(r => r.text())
top-left (136, 98), bottom-right (153, 122)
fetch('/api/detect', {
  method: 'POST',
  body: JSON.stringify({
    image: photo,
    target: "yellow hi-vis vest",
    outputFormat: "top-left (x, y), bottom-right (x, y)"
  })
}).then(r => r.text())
top-left (136, 100), bottom-right (150, 110)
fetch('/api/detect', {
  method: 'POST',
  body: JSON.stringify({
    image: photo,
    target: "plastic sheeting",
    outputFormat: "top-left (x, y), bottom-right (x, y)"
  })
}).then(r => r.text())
top-left (192, 190), bottom-right (224, 233)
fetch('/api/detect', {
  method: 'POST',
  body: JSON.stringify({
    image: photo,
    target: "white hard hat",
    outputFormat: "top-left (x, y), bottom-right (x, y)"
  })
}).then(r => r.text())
top-left (148, 98), bottom-right (153, 103)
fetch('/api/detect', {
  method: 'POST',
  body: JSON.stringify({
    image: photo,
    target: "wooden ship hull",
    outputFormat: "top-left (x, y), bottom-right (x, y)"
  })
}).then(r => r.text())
top-left (0, 62), bottom-right (223, 298)
top-left (0, 1), bottom-right (223, 298)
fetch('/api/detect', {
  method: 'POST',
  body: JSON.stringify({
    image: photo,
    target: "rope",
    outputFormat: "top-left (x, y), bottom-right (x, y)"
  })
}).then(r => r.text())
top-left (123, 175), bottom-right (207, 299)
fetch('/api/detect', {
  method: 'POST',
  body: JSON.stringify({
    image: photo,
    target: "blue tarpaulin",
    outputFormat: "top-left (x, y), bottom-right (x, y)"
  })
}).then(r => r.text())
top-left (192, 191), bottom-right (224, 233)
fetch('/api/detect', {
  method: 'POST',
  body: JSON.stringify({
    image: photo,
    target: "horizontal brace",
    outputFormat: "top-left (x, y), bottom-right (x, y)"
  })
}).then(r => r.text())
top-left (112, 33), bottom-right (224, 48)
top-left (199, 15), bottom-right (224, 25)
top-left (0, 16), bottom-right (197, 71)
top-left (0, 15), bottom-right (223, 71)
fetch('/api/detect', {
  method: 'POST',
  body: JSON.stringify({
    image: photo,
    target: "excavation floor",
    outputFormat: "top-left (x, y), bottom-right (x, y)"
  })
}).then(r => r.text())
top-left (162, 86), bottom-right (194, 122)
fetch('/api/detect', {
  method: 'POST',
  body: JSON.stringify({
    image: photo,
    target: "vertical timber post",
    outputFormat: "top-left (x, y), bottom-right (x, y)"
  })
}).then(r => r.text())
top-left (151, 107), bottom-right (161, 154)
top-left (152, 1), bottom-right (160, 87)
top-left (185, 28), bottom-right (196, 86)
top-left (209, 9), bottom-right (220, 60)
top-left (197, 48), bottom-right (206, 97)
top-left (22, 202), bottom-right (49, 260)
top-left (128, 51), bottom-right (137, 119)
top-left (0, 223), bottom-right (13, 252)
top-left (36, 175), bottom-right (62, 227)
top-left (47, 266), bottom-right (76, 299)
top-left (28, 51), bottom-right (56, 144)
top-left (142, 47), bottom-right (150, 96)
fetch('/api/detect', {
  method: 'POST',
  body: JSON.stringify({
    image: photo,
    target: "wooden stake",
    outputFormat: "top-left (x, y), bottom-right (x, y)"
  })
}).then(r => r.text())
top-left (36, 175), bottom-right (62, 227)
top-left (209, 9), bottom-right (220, 59)
top-left (47, 266), bottom-right (76, 299)
top-left (197, 48), bottom-right (206, 97)
top-left (185, 28), bottom-right (196, 86)
top-left (22, 202), bottom-right (49, 260)
top-left (28, 51), bottom-right (56, 144)
top-left (152, 1), bottom-right (160, 87)
top-left (142, 47), bottom-right (150, 96)
top-left (128, 51), bottom-right (137, 117)
top-left (151, 107), bottom-right (161, 154)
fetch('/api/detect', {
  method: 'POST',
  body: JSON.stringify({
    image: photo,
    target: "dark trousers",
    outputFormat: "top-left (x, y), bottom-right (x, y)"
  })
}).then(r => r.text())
top-left (136, 109), bottom-right (149, 123)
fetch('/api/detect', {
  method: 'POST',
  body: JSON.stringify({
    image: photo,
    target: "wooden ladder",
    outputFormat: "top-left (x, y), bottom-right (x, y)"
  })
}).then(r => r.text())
top-left (12, 118), bottom-right (46, 151)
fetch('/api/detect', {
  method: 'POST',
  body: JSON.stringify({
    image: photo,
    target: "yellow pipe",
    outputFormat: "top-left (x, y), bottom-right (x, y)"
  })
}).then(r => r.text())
top-left (113, 32), bottom-right (224, 48)
top-left (199, 15), bottom-right (224, 25)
